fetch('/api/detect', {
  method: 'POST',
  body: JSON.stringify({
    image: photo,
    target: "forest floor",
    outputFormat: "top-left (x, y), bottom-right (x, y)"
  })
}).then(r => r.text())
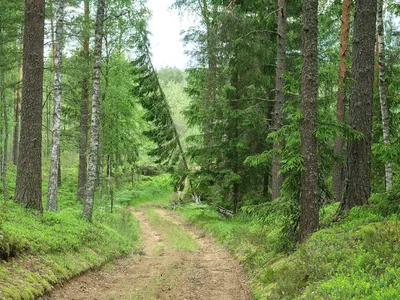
top-left (40, 207), bottom-right (251, 300)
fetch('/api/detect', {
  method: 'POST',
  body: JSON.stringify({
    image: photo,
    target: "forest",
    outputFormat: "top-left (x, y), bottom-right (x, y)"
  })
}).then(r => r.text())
top-left (1, 0), bottom-right (400, 299)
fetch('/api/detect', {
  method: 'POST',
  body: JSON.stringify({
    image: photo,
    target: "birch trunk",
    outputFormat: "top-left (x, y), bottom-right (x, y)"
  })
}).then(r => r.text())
top-left (77, 0), bottom-right (90, 201)
top-left (332, 0), bottom-right (351, 202)
top-left (377, 0), bottom-right (392, 191)
top-left (98, 53), bottom-right (110, 200)
top-left (272, 0), bottom-right (286, 200)
top-left (47, 1), bottom-right (65, 211)
top-left (1, 71), bottom-right (8, 201)
top-left (83, 0), bottom-right (105, 221)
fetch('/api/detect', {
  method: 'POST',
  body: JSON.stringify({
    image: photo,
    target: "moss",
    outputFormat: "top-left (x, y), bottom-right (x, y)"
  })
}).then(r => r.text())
top-left (177, 203), bottom-right (400, 299)
top-left (0, 202), bottom-right (139, 299)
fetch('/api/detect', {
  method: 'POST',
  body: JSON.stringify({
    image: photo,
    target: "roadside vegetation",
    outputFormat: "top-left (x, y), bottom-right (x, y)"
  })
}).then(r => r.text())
top-left (177, 196), bottom-right (400, 299)
top-left (0, 156), bottom-right (139, 299)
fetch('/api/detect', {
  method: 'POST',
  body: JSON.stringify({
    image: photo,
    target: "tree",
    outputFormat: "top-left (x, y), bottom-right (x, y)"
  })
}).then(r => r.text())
top-left (133, 48), bottom-right (189, 175)
top-left (77, 0), bottom-right (90, 201)
top-left (15, 0), bottom-right (46, 211)
top-left (341, 0), bottom-right (377, 212)
top-left (299, 0), bottom-right (319, 241)
top-left (332, 0), bottom-right (351, 202)
top-left (47, 0), bottom-right (65, 211)
top-left (83, 0), bottom-right (106, 221)
top-left (176, 0), bottom-right (275, 210)
top-left (377, 0), bottom-right (392, 191)
top-left (272, 0), bottom-right (287, 200)
top-left (13, 54), bottom-right (22, 166)
top-left (1, 71), bottom-right (7, 201)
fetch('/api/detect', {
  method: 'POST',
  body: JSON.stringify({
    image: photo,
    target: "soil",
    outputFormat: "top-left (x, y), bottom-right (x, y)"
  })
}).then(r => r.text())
top-left (40, 207), bottom-right (251, 300)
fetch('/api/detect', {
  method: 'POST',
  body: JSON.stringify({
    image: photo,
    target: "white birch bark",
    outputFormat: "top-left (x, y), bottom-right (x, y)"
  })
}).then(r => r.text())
top-left (377, 0), bottom-right (392, 191)
top-left (47, 1), bottom-right (65, 211)
top-left (83, 0), bottom-right (106, 221)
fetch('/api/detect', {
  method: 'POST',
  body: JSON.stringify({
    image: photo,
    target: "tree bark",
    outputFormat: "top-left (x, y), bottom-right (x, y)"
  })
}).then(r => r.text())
top-left (15, 0), bottom-right (45, 211)
top-left (200, 0), bottom-right (217, 145)
top-left (272, 0), bottom-right (286, 200)
top-left (1, 71), bottom-right (8, 201)
top-left (377, 0), bottom-right (392, 191)
top-left (47, 0), bottom-right (65, 211)
top-left (77, 0), bottom-right (90, 202)
top-left (98, 50), bottom-right (110, 201)
top-left (13, 57), bottom-right (22, 166)
top-left (83, 0), bottom-right (105, 221)
top-left (341, 0), bottom-right (377, 212)
top-left (299, 0), bottom-right (319, 242)
top-left (332, 0), bottom-right (351, 203)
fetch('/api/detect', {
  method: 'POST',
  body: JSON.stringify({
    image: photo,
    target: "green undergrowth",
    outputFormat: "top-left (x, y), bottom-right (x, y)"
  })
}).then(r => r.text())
top-left (0, 153), bottom-right (141, 299)
top-left (146, 208), bottom-right (199, 252)
top-left (115, 173), bottom-right (174, 209)
top-left (0, 200), bottom-right (139, 299)
top-left (177, 202), bottom-right (400, 299)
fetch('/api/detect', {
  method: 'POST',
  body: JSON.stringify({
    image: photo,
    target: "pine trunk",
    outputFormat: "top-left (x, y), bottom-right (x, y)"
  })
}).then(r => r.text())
top-left (15, 0), bottom-right (45, 211)
top-left (1, 71), bottom-right (8, 201)
top-left (12, 58), bottom-right (22, 166)
top-left (377, 0), bottom-right (392, 191)
top-left (47, 1), bottom-right (65, 211)
top-left (332, 0), bottom-right (351, 202)
top-left (299, 0), bottom-right (319, 242)
top-left (83, 0), bottom-right (105, 221)
top-left (341, 0), bottom-right (377, 212)
top-left (272, 0), bottom-right (286, 200)
top-left (77, 0), bottom-right (90, 201)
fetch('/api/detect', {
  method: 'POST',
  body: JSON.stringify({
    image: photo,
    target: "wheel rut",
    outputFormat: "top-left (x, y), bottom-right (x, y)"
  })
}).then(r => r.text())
top-left (40, 207), bottom-right (251, 300)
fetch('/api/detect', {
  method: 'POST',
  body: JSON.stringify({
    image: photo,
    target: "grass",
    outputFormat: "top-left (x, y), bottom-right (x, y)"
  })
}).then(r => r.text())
top-left (115, 174), bottom-right (174, 210)
top-left (146, 208), bottom-right (199, 252)
top-left (177, 202), bottom-right (400, 299)
top-left (0, 153), bottom-right (140, 299)
top-left (0, 200), bottom-right (139, 299)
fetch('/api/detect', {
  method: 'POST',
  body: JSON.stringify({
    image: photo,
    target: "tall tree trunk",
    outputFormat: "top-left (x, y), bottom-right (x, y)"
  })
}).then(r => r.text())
top-left (107, 154), bottom-right (111, 198)
top-left (272, 0), bottom-right (286, 200)
top-left (47, 1), bottom-right (65, 211)
top-left (332, 0), bottom-right (351, 203)
top-left (98, 52), bottom-right (110, 201)
top-left (98, 112), bottom-right (104, 199)
top-left (1, 71), bottom-right (8, 201)
top-left (200, 0), bottom-right (217, 146)
top-left (15, 0), bottom-right (45, 211)
top-left (58, 149), bottom-right (61, 186)
top-left (83, 0), bottom-right (105, 221)
top-left (13, 57), bottom-right (22, 166)
top-left (341, 0), bottom-right (377, 212)
top-left (377, 0), bottom-right (392, 191)
top-left (77, 0), bottom-right (90, 201)
top-left (46, 85), bottom-right (51, 156)
top-left (299, 0), bottom-right (319, 242)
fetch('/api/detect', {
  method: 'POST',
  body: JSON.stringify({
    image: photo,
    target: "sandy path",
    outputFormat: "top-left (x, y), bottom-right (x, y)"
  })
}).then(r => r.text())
top-left (40, 208), bottom-right (251, 300)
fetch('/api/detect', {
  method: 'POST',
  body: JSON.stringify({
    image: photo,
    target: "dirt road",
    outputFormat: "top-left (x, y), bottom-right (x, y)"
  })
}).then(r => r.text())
top-left (41, 208), bottom-right (251, 300)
